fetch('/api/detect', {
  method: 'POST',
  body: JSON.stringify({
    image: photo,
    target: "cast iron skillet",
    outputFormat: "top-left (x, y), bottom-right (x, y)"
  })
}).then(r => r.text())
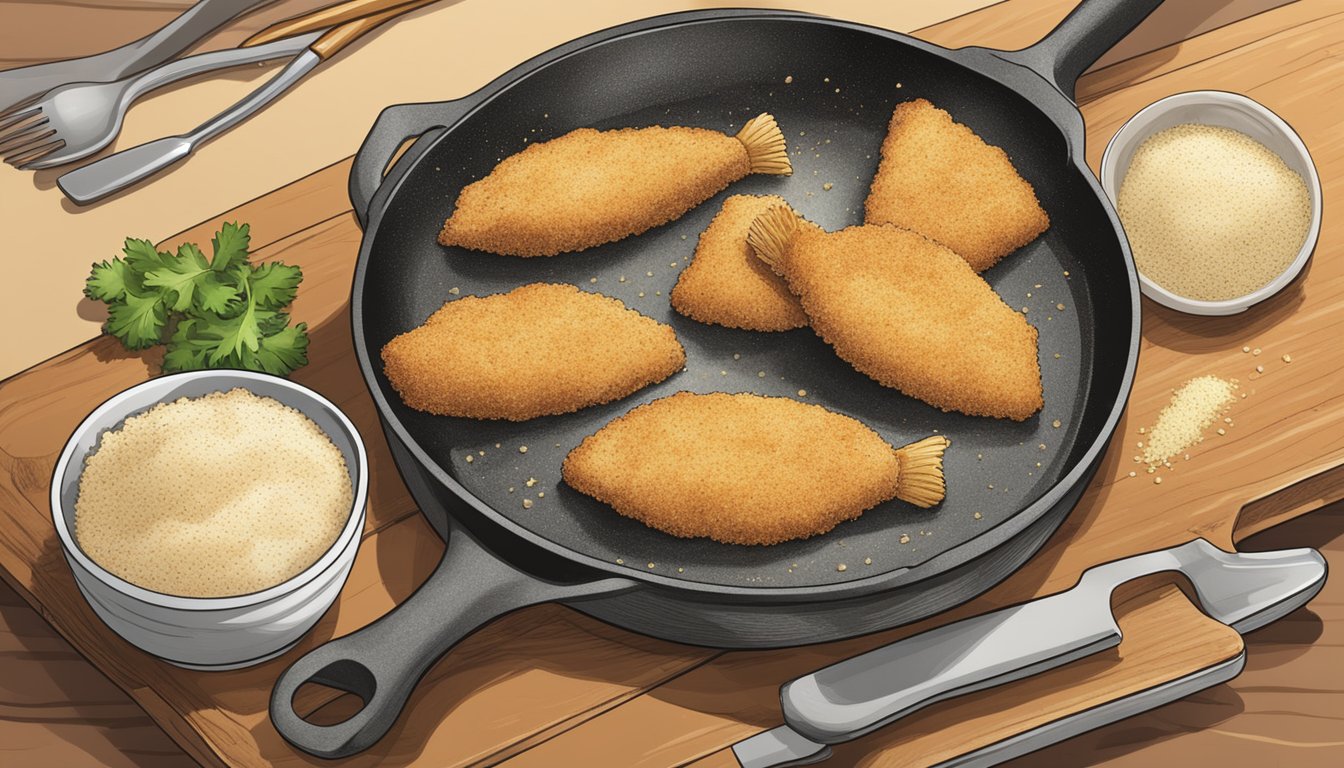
top-left (272, 0), bottom-right (1155, 757)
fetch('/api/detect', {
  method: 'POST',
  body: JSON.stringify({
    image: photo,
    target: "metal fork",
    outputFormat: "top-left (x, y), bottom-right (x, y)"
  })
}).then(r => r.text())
top-left (0, 31), bottom-right (321, 169)
top-left (0, 0), bottom-right (276, 115)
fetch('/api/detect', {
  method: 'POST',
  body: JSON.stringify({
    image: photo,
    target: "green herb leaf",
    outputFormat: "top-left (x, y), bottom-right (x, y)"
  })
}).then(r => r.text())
top-left (106, 292), bottom-right (167, 349)
top-left (241, 322), bottom-right (310, 376)
top-left (161, 318), bottom-right (215, 372)
top-left (205, 301), bottom-right (262, 365)
top-left (210, 222), bottom-right (250, 272)
top-left (122, 238), bottom-right (171, 272)
top-left (194, 271), bottom-right (242, 314)
top-left (144, 243), bottom-right (211, 312)
top-left (248, 262), bottom-right (303, 309)
top-left (87, 223), bottom-right (309, 375)
top-left (85, 258), bottom-right (138, 302)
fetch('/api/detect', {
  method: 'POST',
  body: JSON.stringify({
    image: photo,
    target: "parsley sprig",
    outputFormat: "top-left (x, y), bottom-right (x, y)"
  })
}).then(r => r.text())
top-left (85, 223), bottom-right (309, 375)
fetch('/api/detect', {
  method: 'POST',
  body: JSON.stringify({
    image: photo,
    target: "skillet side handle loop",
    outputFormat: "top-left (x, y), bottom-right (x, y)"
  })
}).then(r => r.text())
top-left (269, 516), bottom-right (635, 759)
top-left (1003, 0), bottom-right (1164, 101)
top-left (349, 100), bottom-right (466, 229)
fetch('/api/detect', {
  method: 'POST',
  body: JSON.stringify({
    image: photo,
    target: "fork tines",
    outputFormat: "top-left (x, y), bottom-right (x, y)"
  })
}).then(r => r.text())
top-left (0, 106), bottom-right (64, 169)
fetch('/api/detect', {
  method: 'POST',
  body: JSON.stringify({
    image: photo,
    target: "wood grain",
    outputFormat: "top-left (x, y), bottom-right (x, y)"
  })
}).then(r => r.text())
top-left (0, 1), bottom-right (1341, 767)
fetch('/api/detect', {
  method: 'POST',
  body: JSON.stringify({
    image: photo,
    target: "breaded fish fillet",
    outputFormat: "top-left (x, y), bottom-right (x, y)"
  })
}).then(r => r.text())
top-left (865, 98), bottom-right (1049, 272)
top-left (748, 207), bottom-right (1043, 420)
top-left (438, 114), bottom-right (791, 257)
top-left (670, 194), bottom-right (807, 331)
top-left (563, 392), bottom-right (948, 545)
top-left (381, 284), bottom-right (684, 420)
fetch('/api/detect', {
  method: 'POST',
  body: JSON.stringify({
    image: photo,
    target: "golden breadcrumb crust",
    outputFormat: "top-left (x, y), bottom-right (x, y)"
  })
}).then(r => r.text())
top-left (381, 283), bottom-right (685, 420)
top-left (563, 392), bottom-right (908, 545)
top-left (865, 98), bottom-right (1049, 272)
top-left (670, 194), bottom-right (807, 331)
top-left (438, 126), bottom-right (749, 257)
top-left (758, 216), bottom-right (1043, 420)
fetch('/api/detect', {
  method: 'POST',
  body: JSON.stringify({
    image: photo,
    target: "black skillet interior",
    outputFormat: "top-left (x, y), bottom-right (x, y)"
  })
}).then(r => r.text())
top-left (358, 17), bottom-right (1131, 591)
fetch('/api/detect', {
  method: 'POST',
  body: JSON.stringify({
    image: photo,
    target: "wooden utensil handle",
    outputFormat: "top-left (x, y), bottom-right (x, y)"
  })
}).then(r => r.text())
top-left (308, 0), bottom-right (437, 60)
top-left (243, 0), bottom-right (433, 48)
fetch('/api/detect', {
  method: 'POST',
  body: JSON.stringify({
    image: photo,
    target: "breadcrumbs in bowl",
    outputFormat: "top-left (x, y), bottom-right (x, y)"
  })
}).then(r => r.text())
top-left (51, 371), bottom-right (368, 670)
top-left (74, 388), bottom-right (353, 598)
top-left (1100, 91), bottom-right (1322, 316)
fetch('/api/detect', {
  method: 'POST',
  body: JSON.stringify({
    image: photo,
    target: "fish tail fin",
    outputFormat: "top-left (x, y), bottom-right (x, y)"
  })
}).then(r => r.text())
top-left (894, 435), bottom-right (950, 508)
top-left (747, 204), bottom-right (803, 273)
top-left (736, 113), bottom-right (792, 175)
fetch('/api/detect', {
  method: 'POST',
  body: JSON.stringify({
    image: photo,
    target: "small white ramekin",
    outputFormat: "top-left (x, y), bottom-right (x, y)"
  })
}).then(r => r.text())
top-left (1099, 90), bottom-right (1322, 316)
top-left (50, 370), bottom-right (368, 670)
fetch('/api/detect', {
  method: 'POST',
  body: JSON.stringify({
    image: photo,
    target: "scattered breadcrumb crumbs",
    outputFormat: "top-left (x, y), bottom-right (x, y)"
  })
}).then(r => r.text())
top-left (526, 477), bottom-right (537, 487)
top-left (1255, 365), bottom-right (1264, 373)
top-left (758, 371), bottom-right (766, 378)
top-left (647, 562), bottom-right (655, 569)
top-left (1142, 375), bottom-right (1236, 465)
top-left (1282, 354), bottom-right (1292, 363)
top-left (448, 286), bottom-right (460, 295)
top-left (797, 389), bottom-right (808, 397)
top-left (1242, 346), bottom-right (1251, 353)
top-left (785, 75), bottom-right (793, 84)
top-left (823, 183), bottom-right (834, 191)
top-left (1056, 303), bottom-right (1066, 310)
top-left (973, 511), bottom-right (983, 519)
top-left (465, 455), bottom-right (474, 463)
top-left (864, 557), bottom-right (872, 565)
top-left (1129, 471), bottom-right (1137, 477)
top-left (522, 499), bottom-right (533, 509)
top-left (616, 558), bottom-right (624, 564)
top-left (1154, 476), bottom-right (1162, 485)
top-left (899, 534), bottom-right (911, 544)
top-left (589, 277), bottom-right (598, 284)
top-left (1052, 419), bottom-right (1061, 428)
top-left (1253, 348), bottom-right (1262, 356)
top-left (837, 563), bottom-right (847, 572)
top-left (518, 445), bottom-right (528, 454)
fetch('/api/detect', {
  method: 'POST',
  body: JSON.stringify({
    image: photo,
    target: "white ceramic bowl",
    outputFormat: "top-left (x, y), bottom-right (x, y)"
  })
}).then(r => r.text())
top-left (50, 370), bottom-right (368, 670)
top-left (1099, 90), bottom-right (1322, 315)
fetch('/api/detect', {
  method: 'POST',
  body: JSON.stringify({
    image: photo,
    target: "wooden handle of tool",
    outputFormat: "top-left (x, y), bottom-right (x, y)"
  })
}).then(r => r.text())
top-left (243, 0), bottom-right (437, 49)
top-left (306, 0), bottom-right (439, 60)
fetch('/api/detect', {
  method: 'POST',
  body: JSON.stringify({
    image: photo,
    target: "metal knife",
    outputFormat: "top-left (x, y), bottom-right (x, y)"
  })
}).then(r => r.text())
top-left (732, 539), bottom-right (1327, 768)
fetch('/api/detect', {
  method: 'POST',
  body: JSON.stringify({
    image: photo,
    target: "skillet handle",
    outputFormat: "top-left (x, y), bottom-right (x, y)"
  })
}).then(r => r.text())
top-left (269, 515), bottom-right (635, 758)
top-left (349, 100), bottom-right (470, 229)
top-left (1001, 0), bottom-right (1164, 100)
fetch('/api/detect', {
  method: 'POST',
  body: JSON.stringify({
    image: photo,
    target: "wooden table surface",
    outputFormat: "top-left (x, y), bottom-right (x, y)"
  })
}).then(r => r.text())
top-left (2, 1), bottom-right (1342, 766)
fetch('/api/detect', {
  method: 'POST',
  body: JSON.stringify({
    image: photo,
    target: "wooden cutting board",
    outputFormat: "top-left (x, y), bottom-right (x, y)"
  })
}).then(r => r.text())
top-left (1, 2), bottom-right (1342, 766)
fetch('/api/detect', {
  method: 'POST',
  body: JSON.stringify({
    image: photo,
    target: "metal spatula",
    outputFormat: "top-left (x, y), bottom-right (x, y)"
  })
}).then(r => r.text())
top-left (732, 539), bottom-right (1327, 768)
